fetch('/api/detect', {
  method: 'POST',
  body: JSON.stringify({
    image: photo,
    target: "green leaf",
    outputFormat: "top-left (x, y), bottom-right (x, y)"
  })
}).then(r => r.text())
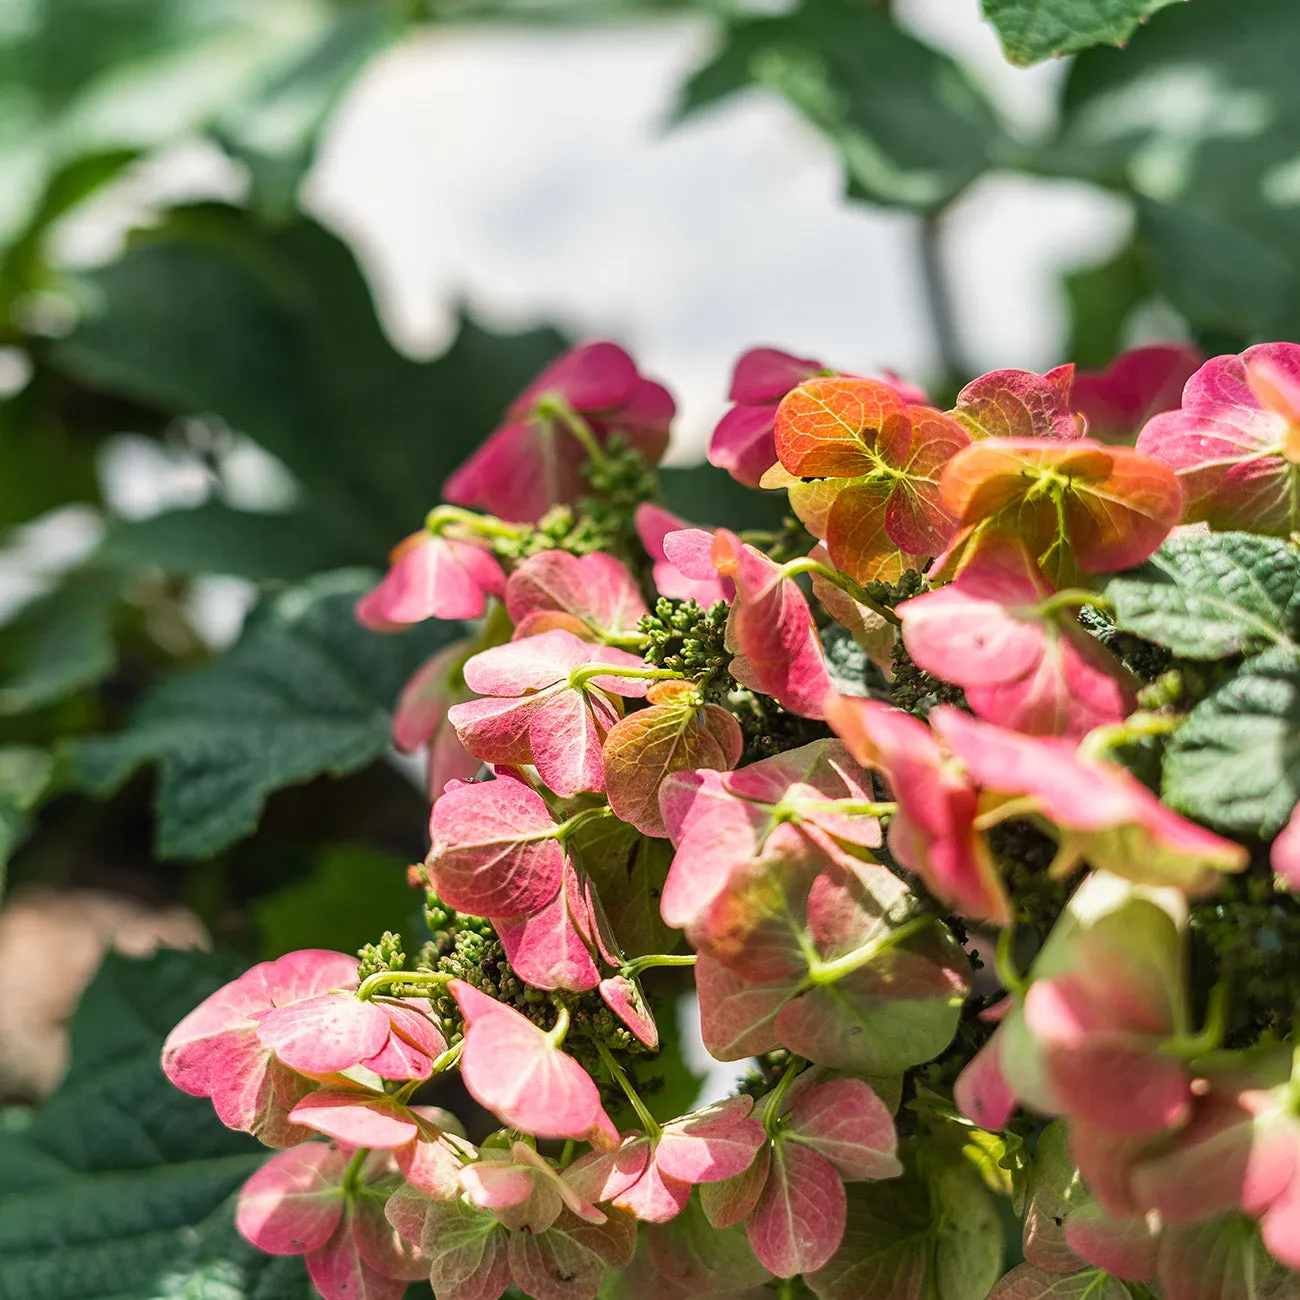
top-left (677, 0), bottom-right (1003, 210)
top-left (981, 0), bottom-right (1182, 66)
top-left (0, 948), bottom-right (314, 1299)
top-left (659, 464), bottom-right (789, 534)
top-left (102, 502), bottom-right (362, 581)
top-left (0, 567), bottom-right (120, 715)
top-left (252, 841), bottom-right (421, 959)
top-left (1160, 1213), bottom-right (1295, 1300)
top-left (0, 745), bottom-right (54, 900)
top-left (1104, 533), bottom-right (1300, 660)
top-left (990, 1265), bottom-right (1132, 1299)
top-left (1162, 646), bottom-right (1300, 837)
top-left (806, 1150), bottom-right (1000, 1300)
top-left (929, 1159), bottom-right (1005, 1300)
top-left (570, 815), bottom-right (675, 958)
top-left (55, 205), bottom-right (568, 560)
top-left (73, 569), bottom-right (459, 858)
top-left (1061, 0), bottom-right (1300, 343)
top-left (1063, 242), bottom-right (1149, 371)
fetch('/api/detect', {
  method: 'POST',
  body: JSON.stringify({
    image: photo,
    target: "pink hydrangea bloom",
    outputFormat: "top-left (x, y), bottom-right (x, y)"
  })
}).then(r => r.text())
top-left (446, 629), bottom-right (652, 797)
top-left (634, 504), bottom-right (734, 606)
top-left (1136, 342), bottom-right (1300, 535)
top-left (505, 549), bottom-right (648, 642)
top-left (449, 980), bottom-right (619, 1147)
top-left (710, 529), bottom-right (832, 718)
top-left (356, 532), bottom-right (505, 630)
top-left (932, 706), bottom-right (1248, 895)
top-left (391, 640), bottom-right (482, 798)
top-left (823, 694), bottom-right (1008, 924)
top-left (236, 1144), bottom-right (428, 1300)
top-left (708, 348), bottom-right (825, 487)
top-left (444, 341), bottom-right (674, 523)
top-left (896, 540), bottom-right (1137, 740)
top-left (1071, 344), bottom-right (1202, 444)
top-left (161, 949), bottom-right (361, 1146)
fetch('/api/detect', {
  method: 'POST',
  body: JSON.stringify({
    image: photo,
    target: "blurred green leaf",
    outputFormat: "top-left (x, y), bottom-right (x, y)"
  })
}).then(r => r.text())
top-left (74, 569), bottom-right (459, 858)
top-left (0, 744), bottom-right (54, 899)
top-left (981, 0), bottom-right (1182, 66)
top-left (1163, 645), bottom-right (1300, 839)
top-left (0, 948), bottom-right (314, 1299)
top-left (1063, 242), bottom-right (1148, 370)
top-left (1062, 0), bottom-right (1300, 341)
top-left (252, 840), bottom-right (420, 958)
top-left (0, 567), bottom-right (120, 716)
top-left (102, 501), bottom-right (361, 581)
top-left (55, 205), bottom-right (568, 560)
top-left (677, 0), bottom-right (1003, 210)
top-left (659, 464), bottom-right (789, 534)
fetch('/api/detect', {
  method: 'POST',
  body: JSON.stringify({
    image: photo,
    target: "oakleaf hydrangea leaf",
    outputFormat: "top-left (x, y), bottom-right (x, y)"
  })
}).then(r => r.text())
top-left (1104, 531), bottom-right (1300, 659)
top-left (73, 571), bottom-right (457, 858)
top-left (982, 0), bottom-right (1183, 66)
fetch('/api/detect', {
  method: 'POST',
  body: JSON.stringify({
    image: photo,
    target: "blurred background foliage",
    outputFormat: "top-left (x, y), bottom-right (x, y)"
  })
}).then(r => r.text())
top-left (0, 0), bottom-right (1296, 1292)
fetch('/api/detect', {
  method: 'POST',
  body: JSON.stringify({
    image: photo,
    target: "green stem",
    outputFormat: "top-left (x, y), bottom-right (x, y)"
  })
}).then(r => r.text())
top-left (538, 397), bottom-right (609, 468)
top-left (425, 504), bottom-right (526, 541)
top-left (807, 914), bottom-right (935, 986)
top-left (761, 1056), bottom-right (806, 1133)
top-left (341, 1146), bottom-right (371, 1196)
top-left (779, 558), bottom-right (901, 627)
top-left (546, 1001), bottom-right (571, 1050)
top-left (996, 924), bottom-right (1027, 998)
top-left (1079, 712), bottom-right (1182, 762)
top-left (972, 795), bottom-right (1042, 831)
top-left (596, 1039), bottom-right (662, 1138)
top-left (568, 663), bottom-right (687, 692)
top-left (784, 797), bottom-right (899, 821)
top-left (356, 969), bottom-right (451, 1001)
top-left (553, 805), bottom-right (616, 841)
top-left (1169, 980), bottom-right (1229, 1060)
top-left (1039, 587), bottom-right (1110, 618)
top-left (619, 953), bottom-right (697, 980)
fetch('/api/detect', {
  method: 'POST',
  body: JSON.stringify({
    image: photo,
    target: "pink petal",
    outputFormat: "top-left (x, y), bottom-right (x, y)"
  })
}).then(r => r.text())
top-left (289, 1090), bottom-right (420, 1149)
top-left (427, 772), bottom-right (565, 917)
top-left (1062, 1203), bottom-right (1160, 1281)
top-left (708, 403), bottom-right (780, 487)
top-left (506, 550), bottom-right (648, 642)
top-left (356, 534), bottom-right (504, 629)
top-left (953, 367), bottom-right (1083, 441)
top-left (496, 862), bottom-right (600, 993)
top-left (450, 980), bottom-right (617, 1145)
top-left (393, 641), bottom-right (473, 753)
top-left (656, 1097), bottom-right (766, 1184)
top-left (1273, 803), bottom-right (1300, 890)
top-left (729, 347), bottom-right (824, 403)
top-left (360, 1000), bottom-right (446, 1081)
top-left (307, 1211), bottom-right (412, 1300)
top-left (785, 1079), bottom-right (901, 1182)
top-left (694, 952), bottom-right (787, 1061)
top-left (598, 975), bottom-right (659, 1049)
top-left (254, 994), bottom-right (392, 1075)
top-left (746, 1141), bottom-right (846, 1278)
top-left (460, 1159), bottom-right (537, 1211)
top-left (461, 630), bottom-right (588, 696)
top-left (564, 1138), bottom-right (653, 1207)
top-left (1072, 344), bottom-right (1202, 443)
top-left (953, 1035), bottom-right (1017, 1131)
top-left (614, 1153), bottom-right (694, 1222)
top-left (712, 529), bottom-right (831, 718)
top-left (235, 1144), bottom-right (347, 1255)
top-left (528, 685), bottom-right (614, 798)
top-left (511, 341), bottom-right (640, 416)
top-left (395, 1134), bottom-right (464, 1199)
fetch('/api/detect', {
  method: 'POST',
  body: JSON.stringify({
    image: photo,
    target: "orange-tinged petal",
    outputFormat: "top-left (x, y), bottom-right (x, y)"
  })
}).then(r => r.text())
top-left (774, 377), bottom-right (908, 477)
top-left (825, 481), bottom-right (915, 584)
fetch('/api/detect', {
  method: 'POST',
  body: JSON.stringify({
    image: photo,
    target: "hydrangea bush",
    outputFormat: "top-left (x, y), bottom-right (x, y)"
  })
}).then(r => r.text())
top-left (163, 338), bottom-right (1300, 1299)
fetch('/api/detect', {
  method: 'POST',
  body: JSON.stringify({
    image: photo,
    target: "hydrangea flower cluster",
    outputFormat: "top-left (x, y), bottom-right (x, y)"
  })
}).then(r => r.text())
top-left (164, 339), bottom-right (1300, 1298)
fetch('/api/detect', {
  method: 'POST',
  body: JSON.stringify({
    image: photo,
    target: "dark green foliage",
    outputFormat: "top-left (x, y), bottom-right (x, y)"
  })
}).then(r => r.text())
top-left (0, 949), bottom-right (313, 1300)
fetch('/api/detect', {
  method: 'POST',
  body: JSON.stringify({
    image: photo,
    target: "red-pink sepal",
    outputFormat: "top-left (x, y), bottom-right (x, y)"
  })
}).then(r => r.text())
top-left (495, 860), bottom-right (600, 993)
top-left (1272, 803), bottom-right (1300, 891)
top-left (1136, 342), bottom-right (1300, 534)
top-left (745, 1141), bottom-right (847, 1278)
top-left (599, 975), bottom-right (659, 1049)
top-left (444, 341), bottom-right (673, 523)
top-left (236, 1143), bottom-right (347, 1256)
top-left (1072, 344), bottom-right (1202, 444)
top-left (450, 980), bottom-right (618, 1147)
top-left (896, 540), bottom-right (1137, 740)
top-left (952, 365), bottom-right (1083, 441)
top-left (161, 949), bottom-right (359, 1145)
top-left (932, 706), bottom-right (1248, 895)
top-left (824, 693), bottom-right (1009, 925)
top-left (708, 347), bottom-right (825, 486)
top-left (785, 1078), bottom-right (901, 1182)
top-left (506, 549), bottom-right (648, 642)
top-left (953, 1030), bottom-right (1018, 1132)
top-left (635, 505), bottom-right (735, 606)
top-left (710, 528), bottom-right (831, 718)
top-left (392, 641), bottom-right (482, 796)
top-left (357, 532), bottom-right (505, 630)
